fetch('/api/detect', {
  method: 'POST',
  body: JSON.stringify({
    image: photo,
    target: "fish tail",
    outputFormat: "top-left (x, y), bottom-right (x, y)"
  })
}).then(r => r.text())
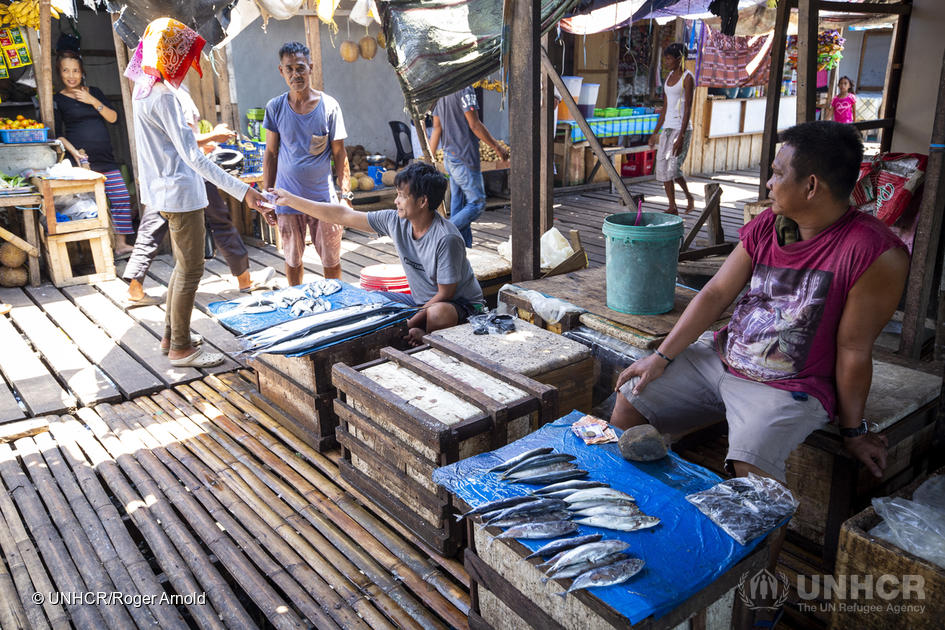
top-left (555, 590), bottom-right (569, 599)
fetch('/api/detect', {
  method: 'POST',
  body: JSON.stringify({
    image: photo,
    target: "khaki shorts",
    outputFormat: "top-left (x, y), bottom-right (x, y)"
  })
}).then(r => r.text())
top-left (654, 128), bottom-right (691, 183)
top-left (277, 213), bottom-right (343, 268)
top-left (618, 333), bottom-right (829, 481)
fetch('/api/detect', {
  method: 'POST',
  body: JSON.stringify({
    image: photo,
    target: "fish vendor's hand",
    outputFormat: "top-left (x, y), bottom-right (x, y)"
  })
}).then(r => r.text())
top-left (614, 353), bottom-right (667, 396)
top-left (844, 432), bottom-right (888, 479)
top-left (271, 187), bottom-right (296, 209)
top-left (405, 327), bottom-right (425, 347)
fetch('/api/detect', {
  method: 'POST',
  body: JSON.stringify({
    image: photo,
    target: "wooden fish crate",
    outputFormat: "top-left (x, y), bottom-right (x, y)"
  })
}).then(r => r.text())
top-left (465, 519), bottom-right (769, 630)
top-left (429, 317), bottom-right (599, 416)
top-left (832, 467), bottom-right (945, 630)
top-left (332, 336), bottom-right (558, 555)
top-left (248, 321), bottom-right (409, 451)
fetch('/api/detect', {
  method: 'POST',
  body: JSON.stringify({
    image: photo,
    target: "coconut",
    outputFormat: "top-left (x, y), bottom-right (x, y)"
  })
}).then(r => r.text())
top-left (0, 242), bottom-right (27, 268)
top-left (349, 176), bottom-right (360, 191)
top-left (381, 170), bottom-right (397, 187)
top-left (358, 175), bottom-right (375, 191)
top-left (376, 32), bottom-right (386, 49)
top-left (359, 36), bottom-right (377, 60)
top-left (0, 265), bottom-right (27, 287)
top-left (340, 40), bottom-right (360, 63)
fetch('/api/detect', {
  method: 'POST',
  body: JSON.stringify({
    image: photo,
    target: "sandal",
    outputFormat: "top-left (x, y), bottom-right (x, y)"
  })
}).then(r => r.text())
top-left (169, 347), bottom-right (225, 368)
top-left (161, 333), bottom-right (203, 355)
top-left (124, 294), bottom-right (164, 309)
top-left (0, 303), bottom-right (10, 316)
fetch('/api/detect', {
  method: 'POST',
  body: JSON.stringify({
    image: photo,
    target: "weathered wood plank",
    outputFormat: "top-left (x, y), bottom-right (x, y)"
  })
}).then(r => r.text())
top-left (0, 375), bottom-right (25, 423)
top-left (0, 418), bottom-right (48, 444)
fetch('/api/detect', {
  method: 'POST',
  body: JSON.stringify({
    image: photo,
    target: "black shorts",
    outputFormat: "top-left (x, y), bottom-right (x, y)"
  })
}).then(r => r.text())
top-left (378, 291), bottom-right (486, 324)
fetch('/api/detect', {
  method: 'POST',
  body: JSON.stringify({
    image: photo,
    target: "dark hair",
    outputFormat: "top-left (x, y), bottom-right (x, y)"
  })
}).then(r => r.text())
top-left (779, 121), bottom-right (863, 199)
top-left (838, 75), bottom-right (855, 93)
top-left (394, 162), bottom-right (447, 211)
top-left (278, 42), bottom-right (310, 61)
top-left (664, 43), bottom-right (687, 61)
top-left (56, 49), bottom-right (84, 73)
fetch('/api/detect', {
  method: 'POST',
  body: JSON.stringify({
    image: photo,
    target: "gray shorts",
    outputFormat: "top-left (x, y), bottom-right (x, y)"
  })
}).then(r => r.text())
top-left (618, 333), bottom-right (829, 481)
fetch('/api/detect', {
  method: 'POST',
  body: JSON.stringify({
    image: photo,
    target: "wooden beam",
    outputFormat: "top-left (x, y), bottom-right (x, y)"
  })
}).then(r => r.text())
top-left (0, 224), bottom-right (39, 258)
top-left (110, 14), bottom-right (139, 189)
top-left (899, 49), bottom-right (945, 359)
top-left (880, 6), bottom-right (911, 152)
top-left (36, 0), bottom-right (54, 130)
top-left (758, 0), bottom-right (792, 199)
top-left (851, 118), bottom-right (895, 131)
top-left (539, 33), bottom-right (555, 235)
top-left (817, 1), bottom-right (911, 15)
top-left (217, 45), bottom-right (240, 131)
top-left (681, 183), bottom-right (722, 251)
top-left (796, 0), bottom-right (819, 124)
top-left (510, 0), bottom-right (541, 281)
top-left (304, 14), bottom-right (324, 91)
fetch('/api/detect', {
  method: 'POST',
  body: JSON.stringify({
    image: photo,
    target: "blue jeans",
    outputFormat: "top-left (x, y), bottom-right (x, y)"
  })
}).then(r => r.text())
top-left (444, 152), bottom-right (485, 247)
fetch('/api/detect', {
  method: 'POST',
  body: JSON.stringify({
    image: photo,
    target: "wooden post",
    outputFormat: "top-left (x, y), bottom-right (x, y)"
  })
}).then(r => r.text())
top-left (648, 23), bottom-right (663, 104)
top-left (880, 6), bottom-right (911, 152)
top-left (36, 0), bottom-right (54, 130)
top-left (304, 7), bottom-right (324, 91)
top-left (899, 48), bottom-right (945, 359)
top-left (217, 45), bottom-right (241, 131)
top-left (539, 33), bottom-right (554, 236)
top-left (510, 0), bottom-right (541, 281)
top-left (796, 0), bottom-right (818, 123)
top-left (541, 48), bottom-right (636, 209)
top-left (758, 0), bottom-right (793, 199)
top-left (110, 14), bottom-right (139, 188)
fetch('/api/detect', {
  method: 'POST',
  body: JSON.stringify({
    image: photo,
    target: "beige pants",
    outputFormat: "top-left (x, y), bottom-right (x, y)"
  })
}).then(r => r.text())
top-left (160, 209), bottom-right (205, 351)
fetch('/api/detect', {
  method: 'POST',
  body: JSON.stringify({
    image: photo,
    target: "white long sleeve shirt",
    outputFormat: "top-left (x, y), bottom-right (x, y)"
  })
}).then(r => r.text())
top-left (132, 82), bottom-right (248, 213)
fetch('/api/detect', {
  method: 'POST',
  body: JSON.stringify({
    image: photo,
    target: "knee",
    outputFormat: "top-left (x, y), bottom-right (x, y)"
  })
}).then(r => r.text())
top-left (610, 391), bottom-right (648, 430)
top-left (425, 302), bottom-right (459, 333)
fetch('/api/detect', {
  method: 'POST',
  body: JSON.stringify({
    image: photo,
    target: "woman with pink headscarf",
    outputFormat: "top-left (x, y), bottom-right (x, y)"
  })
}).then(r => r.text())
top-left (125, 18), bottom-right (269, 368)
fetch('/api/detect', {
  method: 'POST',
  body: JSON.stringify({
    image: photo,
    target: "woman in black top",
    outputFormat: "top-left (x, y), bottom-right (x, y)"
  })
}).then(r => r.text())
top-left (54, 50), bottom-right (135, 255)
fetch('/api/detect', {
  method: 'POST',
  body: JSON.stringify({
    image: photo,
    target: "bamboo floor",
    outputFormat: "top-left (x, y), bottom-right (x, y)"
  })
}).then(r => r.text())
top-left (0, 370), bottom-right (470, 630)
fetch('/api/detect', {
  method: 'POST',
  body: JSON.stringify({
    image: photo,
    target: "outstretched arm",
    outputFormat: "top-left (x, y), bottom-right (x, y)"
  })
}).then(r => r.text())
top-left (272, 188), bottom-right (373, 233)
top-left (463, 110), bottom-right (509, 161)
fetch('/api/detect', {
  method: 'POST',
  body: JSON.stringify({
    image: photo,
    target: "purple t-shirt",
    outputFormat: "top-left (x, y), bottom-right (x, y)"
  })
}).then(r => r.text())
top-left (263, 92), bottom-right (347, 214)
top-left (832, 94), bottom-right (856, 124)
top-left (715, 208), bottom-right (906, 418)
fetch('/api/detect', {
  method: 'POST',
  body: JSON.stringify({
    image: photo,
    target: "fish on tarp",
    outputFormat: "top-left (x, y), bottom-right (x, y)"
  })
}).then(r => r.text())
top-left (487, 447), bottom-right (554, 473)
top-left (306, 278), bottom-right (342, 298)
top-left (262, 311), bottom-right (413, 355)
top-left (457, 495), bottom-right (538, 521)
top-left (494, 520), bottom-right (578, 541)
top-left (289, 297), bottom-right (332, 317)
top-left (567, 499), bottom-right (639, 512)
top-left (543, 552), bottom-right (629, 582)
top-left (525, 533), bottom-right (603, 560)
top-left (573, 505), bottom-right (642, 519)
top-left (557, 557), bottom-right (646, 597)
top-left (486, 510), bottom-right (572, 528)
top-left (501, 453), bottom-right (577, 477)
top-left (504, 462), bottom-right (578, 481)
top-left (241, 303), bottom-right (391, 350)
top-left (563, 488), bottom-right (636, 505)
top-left (534, 480), bottom-right (608, 496)
top-left (574, 515), bottom-right (660, 532)
top-left (542, 540), bottom-right (631, 573)
top-left (509, 469), bottom-right (589, 486)
top-left (484, 498), bottom-right (568, 522)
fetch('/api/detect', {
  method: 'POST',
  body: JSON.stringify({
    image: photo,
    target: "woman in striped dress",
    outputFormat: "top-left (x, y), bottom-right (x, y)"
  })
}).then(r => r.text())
top-left (54, 50), bottom-right (135, 256)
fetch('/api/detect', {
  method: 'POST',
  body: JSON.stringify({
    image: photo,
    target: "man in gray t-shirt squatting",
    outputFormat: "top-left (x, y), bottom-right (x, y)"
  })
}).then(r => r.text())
top-left (269, 162), bottom-right (485, 346)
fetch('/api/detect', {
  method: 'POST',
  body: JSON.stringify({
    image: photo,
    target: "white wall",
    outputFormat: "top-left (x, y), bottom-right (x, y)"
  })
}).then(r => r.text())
top-left (891, 0), bottom-right (945, 153)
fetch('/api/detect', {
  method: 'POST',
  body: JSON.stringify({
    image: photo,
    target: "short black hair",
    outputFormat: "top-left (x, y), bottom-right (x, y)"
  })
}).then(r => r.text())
top-left (394, 162), bottom-right (447, 211)
top-left (779, 121), bottom-right (863, 200)
top-left (278, 42), bottom-right (310, 61)
top-left (664, 43), bottom-right (687, 60)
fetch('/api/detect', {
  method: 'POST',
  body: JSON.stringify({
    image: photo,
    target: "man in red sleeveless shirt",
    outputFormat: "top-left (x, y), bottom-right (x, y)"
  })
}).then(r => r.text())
top-left (611, 121), bottom-right (909, 485)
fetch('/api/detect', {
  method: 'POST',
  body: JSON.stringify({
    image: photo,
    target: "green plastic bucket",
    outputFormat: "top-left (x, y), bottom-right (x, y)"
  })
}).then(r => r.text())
top-left (602, 212), bottom-right (684, 314)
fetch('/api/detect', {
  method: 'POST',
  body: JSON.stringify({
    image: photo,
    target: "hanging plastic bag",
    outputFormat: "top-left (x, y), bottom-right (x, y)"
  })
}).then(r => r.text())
top-left (850, 153), bottom-right (927, 226)
top-left (349, 0), bottom-right (381, 27)
top-left (253, 0), bottom-right (304, 23)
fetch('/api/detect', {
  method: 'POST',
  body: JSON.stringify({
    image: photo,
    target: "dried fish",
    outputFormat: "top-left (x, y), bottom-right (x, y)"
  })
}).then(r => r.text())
top-left (534, 480), bottom-right (608, 496)
top-left (573, 515), bottom-right (660, 532)
top-left (557, 557), bottom-right (646, 597)
top-left (509, 469), bottom-right (589, 486)
top-left (525, 534), bottom-right (603, 560)
top-left (487, 447), bottom-right (554, 473)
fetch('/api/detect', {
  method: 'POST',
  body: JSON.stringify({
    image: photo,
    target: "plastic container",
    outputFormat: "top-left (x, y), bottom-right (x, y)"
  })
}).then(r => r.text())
top-left (602, 107), bottom-right (619, 117)
top-left (360, 264), bottom-right (411, 294)
top-left (593, 108), bottom-right (604, 118)
top-left (602, 212), bottom-right (683, 315)
top-left (558, 76), bottom-right (584, 120)
top-left (577, 83), bottom-right (600, 120)
top-left (246, 107), bottom-right (266, 142)
top-left (618, 107), bottom-right (633, 117)
top-left (0, 127), bottom-right (49, 143)
top-left (368, 165), bottom-right (387, 186)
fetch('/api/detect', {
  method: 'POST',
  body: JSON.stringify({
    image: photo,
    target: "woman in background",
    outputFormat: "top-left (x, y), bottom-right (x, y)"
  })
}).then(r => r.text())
top-left (54, 50), bottom-right (135, 256)
top-left (648, 43), bottom-right (695, 215)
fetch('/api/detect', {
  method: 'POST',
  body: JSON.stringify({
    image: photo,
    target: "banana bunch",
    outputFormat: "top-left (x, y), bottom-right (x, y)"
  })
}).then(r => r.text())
top-left (197, 119), bottom-right (213, 134)
top-left (5, 1), bottom-right (44, 29)
top-left (473, 79), bottom-right (504, 93)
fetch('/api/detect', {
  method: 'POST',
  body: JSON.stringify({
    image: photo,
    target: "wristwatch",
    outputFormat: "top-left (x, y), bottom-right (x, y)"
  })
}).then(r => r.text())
top-left (839, 419), bottom-right (869, 438)
top-left (341, 191), bottom-right (354, 201)
top-left (96, 104), bottom-right (104, 112)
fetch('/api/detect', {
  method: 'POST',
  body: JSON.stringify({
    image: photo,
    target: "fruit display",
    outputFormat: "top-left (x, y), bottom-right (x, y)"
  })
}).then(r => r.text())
top-left (0, 114), bottom-right (42, 130)
top-left (198, 119), bottom-right (213, 134)
top-left (381, 169), bottom-right (397, 187)
top-left (433, 140), bottom-right (509, 164)
top-left (376, 32), bottom-right (386, 49)
top-left (359, 35), bottom-right (377, 60)
top-left (349, 176), bottom-right (360, 191)
top-left (356, 173), bottom-right (375, 191)
top-left (340, 40), bottom-right (359, 63)
top-left (0, 0), bottom-right (58, 29)
top-left (473, 78), bottom-right (504, 93)
top-left (0, 242), bottom-right (27, 288)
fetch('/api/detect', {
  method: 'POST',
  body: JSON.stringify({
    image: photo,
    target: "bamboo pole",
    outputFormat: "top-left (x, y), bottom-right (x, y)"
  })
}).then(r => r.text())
top-left (0, 442), bottom-right (105, 630)
top-left (49, 416), bottom-right (229, 630)
top-left (0, 548), bottom-right (29, 629)
top-left (123, 396), bottom-right (365, 630)
top-left (159, 385), bottom-right (441, 630)
top-left (182, 379), bottom-right (468, 622)
top-left (212, 371), bottom-right (473, 605)
top-left (13, 436), bottom-right (134, 629)
top-left (77, 405), bottom-right (293, 630)
top-left (0, 494), bottom-right (44, 630)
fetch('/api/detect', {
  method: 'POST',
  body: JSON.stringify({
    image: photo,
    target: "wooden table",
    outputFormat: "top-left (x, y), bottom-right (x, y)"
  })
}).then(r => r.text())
top-left (0, 191), bottom-right (43, 286)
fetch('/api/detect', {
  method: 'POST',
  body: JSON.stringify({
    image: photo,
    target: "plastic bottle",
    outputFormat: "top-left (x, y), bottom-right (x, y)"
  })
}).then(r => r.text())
top-left (790, 70), bottom-right (797, 96)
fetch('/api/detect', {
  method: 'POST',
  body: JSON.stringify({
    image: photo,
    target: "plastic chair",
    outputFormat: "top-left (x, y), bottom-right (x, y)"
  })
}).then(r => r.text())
top-left (389, 120), bottom-right (413, 167)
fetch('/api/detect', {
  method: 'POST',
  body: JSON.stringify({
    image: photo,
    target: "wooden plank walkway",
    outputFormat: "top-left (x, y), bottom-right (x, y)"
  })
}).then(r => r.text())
top-left (0, 373), bottom-right (468, 629)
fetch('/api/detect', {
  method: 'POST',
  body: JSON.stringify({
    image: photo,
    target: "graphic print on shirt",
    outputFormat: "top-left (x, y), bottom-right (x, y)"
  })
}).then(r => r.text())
top-left (724, 264), bottom-right (833, 381)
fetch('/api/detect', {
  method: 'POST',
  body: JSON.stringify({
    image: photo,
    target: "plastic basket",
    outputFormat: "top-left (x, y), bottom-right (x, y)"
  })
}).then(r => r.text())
top-left (0, 127), bottom-right (49, 144)
top-left (218, 140), bottom-right (265, 176)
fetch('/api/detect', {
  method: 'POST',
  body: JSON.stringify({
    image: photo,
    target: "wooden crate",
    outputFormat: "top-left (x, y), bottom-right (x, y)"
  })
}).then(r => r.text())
top-left (429, 318), bottom-right (599, 416)
top-left (32, 176), bottom-right (109, 235)
top-left (248, 321), bottom-right (409, 451)
top-left (466, 520), bottom-right (768, 630)
top-left (332, 340), bottom-right (557, 555)
top-left (832, 468), bottom-right (945, 630)
top-left (43, 227), bottom-right (115, 288)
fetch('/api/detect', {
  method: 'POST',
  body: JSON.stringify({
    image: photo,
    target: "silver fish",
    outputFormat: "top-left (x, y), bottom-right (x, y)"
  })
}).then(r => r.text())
top-left (525, 533), bottom-right (603, 560)
top-left (543, 553), bottom-right (629, 582)
top-left (487, 447), bottom-right (554, 473)
top-left (487, 510), bottom-right (571, 528)
top-left (485, 498), bottom-right (569, 522)
top-left (534, 480), bottom-right (608, 496)
top-left (573, 505), bottom-right (643, 519)
top-left (505, 462), bottom-right (577, 481)
top-left (457, 495), bottom-right (538, 521)
top-left (510, 469), bottom-right (589, 486)
top-left (567, 499), bottom-right (639, 512)
top-left (574, 515), bottom-right (660, 532)
top-left (544, 540), bottom-right (631, 573)
top-left (563, 488), bottom-right (636, 504)
top-left (502, 453), bottom-right (577, 477)
top-left (558, 557), bottom-right (646, 597)
top-left (260, 309), bottom-right (409, 355)
top-left (241, 303), bottom-right (390, 350)
top-left (495, 520), bottom-right (578, 540)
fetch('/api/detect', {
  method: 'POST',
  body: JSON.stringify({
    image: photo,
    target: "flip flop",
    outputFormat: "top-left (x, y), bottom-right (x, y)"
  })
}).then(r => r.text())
top-left (124, 294), bottom-right (164, 309)
top-left (0, 303), bottom-right (10, 316)
top-left (169, 347), bottom-right (225, 368)
top-left (161, 333), bottom-right (204, 355)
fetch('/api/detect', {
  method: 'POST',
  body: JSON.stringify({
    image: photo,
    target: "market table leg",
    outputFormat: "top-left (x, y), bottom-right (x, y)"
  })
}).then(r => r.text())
top-left (23, 208), bottom-right (41, 287)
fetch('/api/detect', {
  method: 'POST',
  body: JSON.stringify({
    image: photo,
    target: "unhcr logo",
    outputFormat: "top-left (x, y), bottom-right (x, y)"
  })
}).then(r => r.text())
top-left (737, 569), bottom-right (790, 610)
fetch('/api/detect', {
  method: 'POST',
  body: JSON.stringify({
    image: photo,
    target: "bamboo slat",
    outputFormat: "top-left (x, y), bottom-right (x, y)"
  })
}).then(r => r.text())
top-left (0, 493), bottom-right (47, 630)
top-left (0, 548), bottom-right (28, 629)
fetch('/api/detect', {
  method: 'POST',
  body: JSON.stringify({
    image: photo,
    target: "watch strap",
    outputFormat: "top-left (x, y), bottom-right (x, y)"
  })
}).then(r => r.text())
top-left (839, 420), bottom-right (869, 438)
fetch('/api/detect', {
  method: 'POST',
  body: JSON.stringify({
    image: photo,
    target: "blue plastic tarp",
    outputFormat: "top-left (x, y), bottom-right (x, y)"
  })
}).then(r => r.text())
top-left (432, 410), bottom-right (765, 624)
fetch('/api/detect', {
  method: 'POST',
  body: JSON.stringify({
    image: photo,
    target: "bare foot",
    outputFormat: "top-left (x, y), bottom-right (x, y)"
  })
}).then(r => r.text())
top-left (127, 278), bottom-right (144, 301)
top-left (684, 195), bottom-right (695, 214)
top-left (665, 207), bottom-right (679, 216)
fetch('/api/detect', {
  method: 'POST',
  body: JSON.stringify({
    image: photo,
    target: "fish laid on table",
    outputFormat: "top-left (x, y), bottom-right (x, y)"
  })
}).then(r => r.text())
top-left (494, 520), bottom-right (578, 540)
top-left (543, 552), bottom-right (629, 582)
top-left (486, 510), bottom-right (572, 528)
top-left (457, 495), bottom-right (538, 521)
top-left (563, 488), bottom-right (636, 505)
top-left (289, 297), bottom-right (332, 317)
top-left (534, 480), bottom-right (608, 496)
top-left (572, 505), bottom-right (643, 519)
top-left (306, 278), bottom-right (342, 298)
top-left (567, 499), bottom-right (639, 512)
top-left (504, 462), bottom-right (578, 481)
top-left (501, 453), bottom-right (577, 477)
top-left (525, 533), bottom-right (603, 560)
top-left (557, 557), bottom-right (646, 597)
top-left (574, 515), bottom-right (660, 532)
top-left (487, 447), bottom-right (554, 473)
top-left (542, 540), bottom-right (631, 573)
top-left (484, 498), bottom-right (568, 522)
top-left (509, 469), bottom-right (589, 486)
top-left (260, 310), bottom-right (411, 355)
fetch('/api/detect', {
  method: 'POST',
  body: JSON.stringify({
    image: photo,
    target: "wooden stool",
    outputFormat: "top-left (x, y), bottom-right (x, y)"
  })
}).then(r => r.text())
top-left (44, 227), bottom-right (115, 288)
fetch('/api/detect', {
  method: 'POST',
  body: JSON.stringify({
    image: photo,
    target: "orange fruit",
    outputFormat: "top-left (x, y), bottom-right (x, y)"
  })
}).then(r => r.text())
top-left (15, 115), bottom-right (24, 120)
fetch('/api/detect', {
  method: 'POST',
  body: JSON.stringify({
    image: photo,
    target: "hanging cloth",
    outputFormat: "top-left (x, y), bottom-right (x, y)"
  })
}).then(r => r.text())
top-left (124, 17), bottom-right (206, 100)
top-left (698, 23), bottom-right (773, 88)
